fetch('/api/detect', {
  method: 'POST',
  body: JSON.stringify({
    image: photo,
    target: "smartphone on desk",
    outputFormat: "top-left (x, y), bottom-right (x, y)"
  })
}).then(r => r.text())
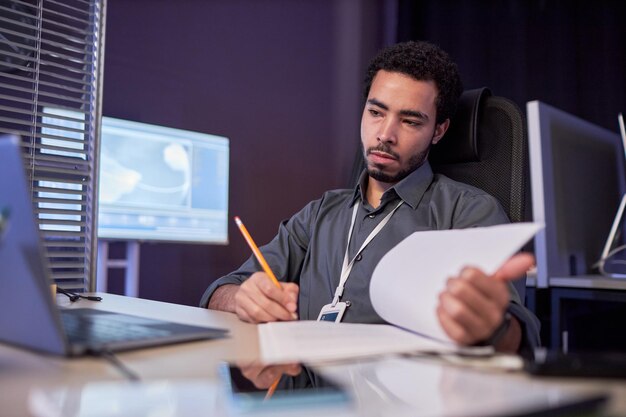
top-left (219, 362), bottom-right (350, 412)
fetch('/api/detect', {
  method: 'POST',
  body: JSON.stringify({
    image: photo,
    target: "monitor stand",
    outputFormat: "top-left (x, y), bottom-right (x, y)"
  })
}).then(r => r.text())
top-left (96, 240), bottom-right (140, 296)
top-left (596, 194), bottom-right (626, 278)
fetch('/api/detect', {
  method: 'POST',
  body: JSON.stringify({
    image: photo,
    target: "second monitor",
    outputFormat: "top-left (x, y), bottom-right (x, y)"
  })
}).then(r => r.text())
top-left (528, 101), bottom-right (626, 286)
top-left (97, 117), bottom-right (230, 244)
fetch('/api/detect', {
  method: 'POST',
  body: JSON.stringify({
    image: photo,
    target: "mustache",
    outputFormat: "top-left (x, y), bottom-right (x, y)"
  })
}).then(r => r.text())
top-left (366, 143), bottom-right (400, 160)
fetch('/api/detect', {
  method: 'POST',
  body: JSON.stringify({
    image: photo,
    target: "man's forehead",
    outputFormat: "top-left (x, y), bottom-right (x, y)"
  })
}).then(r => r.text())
top-left (368, 71), bottom-right (438, 117)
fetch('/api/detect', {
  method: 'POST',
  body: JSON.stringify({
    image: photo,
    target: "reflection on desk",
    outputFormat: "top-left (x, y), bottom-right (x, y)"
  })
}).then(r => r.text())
top-left (29, 381), bottom-right (219, 417)
top-left (27, 357), bottom-right (609, 417)
top-left (322, 357), bottom-right (608, 417)
top-left (0, 294), bottom-right (624, 417)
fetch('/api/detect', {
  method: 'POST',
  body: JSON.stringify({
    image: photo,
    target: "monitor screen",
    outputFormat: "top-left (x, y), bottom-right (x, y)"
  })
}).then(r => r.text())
top-left (528, 101), bottom-right (626, 286)
top-left (97, 117), bottom-right (229, 243)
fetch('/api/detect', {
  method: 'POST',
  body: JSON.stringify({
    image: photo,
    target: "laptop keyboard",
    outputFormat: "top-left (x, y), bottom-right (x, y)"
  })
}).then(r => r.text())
top-left (60, 309), bottom-right (171, 345)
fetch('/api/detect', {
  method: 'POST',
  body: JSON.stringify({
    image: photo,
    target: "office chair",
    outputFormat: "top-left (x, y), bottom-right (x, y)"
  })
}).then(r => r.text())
top-left (428, 87), bottom-right (530, 224)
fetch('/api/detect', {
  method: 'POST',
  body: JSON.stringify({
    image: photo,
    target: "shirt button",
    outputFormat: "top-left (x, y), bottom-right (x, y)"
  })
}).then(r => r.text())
top-left (368, 214), bottom-right (375, 219)
top-left (355, 254), bottom-right (363, 261)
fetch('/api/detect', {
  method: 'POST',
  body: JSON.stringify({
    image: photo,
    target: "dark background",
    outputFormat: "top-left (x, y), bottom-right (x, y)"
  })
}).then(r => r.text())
top-left (101, 0), bottom-right (626, 307)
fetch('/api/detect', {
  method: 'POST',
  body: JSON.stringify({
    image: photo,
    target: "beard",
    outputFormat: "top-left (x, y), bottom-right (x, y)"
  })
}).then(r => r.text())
top-left (364, 141), bottom-right (431, 184)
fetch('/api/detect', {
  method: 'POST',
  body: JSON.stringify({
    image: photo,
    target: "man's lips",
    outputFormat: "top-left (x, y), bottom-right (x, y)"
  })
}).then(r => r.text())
top-left (368, 150), bottom-right (398, 163)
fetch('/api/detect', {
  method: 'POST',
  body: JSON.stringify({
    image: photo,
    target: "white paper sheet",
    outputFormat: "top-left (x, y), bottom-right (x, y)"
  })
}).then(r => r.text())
top-left (258, 321), bottom-right (458, 364)
top-left (370, 222), bottom-right (543, 342)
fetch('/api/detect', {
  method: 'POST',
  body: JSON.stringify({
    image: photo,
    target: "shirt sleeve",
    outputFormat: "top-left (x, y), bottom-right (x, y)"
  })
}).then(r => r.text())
top-left (199, 198), bottom-right (320, 308)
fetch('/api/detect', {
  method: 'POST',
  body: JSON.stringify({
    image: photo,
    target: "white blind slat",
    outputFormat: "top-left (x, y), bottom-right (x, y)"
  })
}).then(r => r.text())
top-left (45, 0), bottom-right (94, 17)
top-left (0, 72), bottom-right (91, 95)
top-left (43, 241), bottom-right (86, 248)
top-left (0, 128), bottom-right (89, 146)
top-left (34, 197), bottom-right (86, 205)
top-left (0, 92), bottom-right (89, 112)
top-left (46, 252), bottom-right (87, 258)
top-left (47, 262), bottom-right (86, 269)
top-left (0, 63), bottom-right (93, 86)
top-left (34, 186), bottom-right (87, 196)
top-left (0, 80), bottom-right (90, 104)
top-left (39, 207), bottom-right (86, 215)
top-left (29, 153), bottom-right (90, 166)
top-left (40, 229), bottom-right (86, 238)
top-left (29, 165), bottom-right (92, 177)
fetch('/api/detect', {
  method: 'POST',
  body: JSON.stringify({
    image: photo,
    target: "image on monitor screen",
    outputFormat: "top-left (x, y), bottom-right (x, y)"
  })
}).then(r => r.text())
top-left (528, 101), bottom-right (626, 286)
top-left (97, 117), bottom-right (229, 243)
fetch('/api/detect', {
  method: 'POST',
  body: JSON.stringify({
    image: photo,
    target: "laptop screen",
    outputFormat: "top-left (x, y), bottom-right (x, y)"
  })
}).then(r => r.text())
top-left (0, 135), bottom-right (68, 354)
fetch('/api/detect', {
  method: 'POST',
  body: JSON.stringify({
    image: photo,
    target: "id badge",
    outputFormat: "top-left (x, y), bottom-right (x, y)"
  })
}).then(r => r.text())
top-left (317, 301), bottom-right (348, 323)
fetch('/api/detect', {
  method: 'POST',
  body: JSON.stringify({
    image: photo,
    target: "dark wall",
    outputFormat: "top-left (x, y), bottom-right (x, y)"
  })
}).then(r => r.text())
top-left (101, 0), bottom-right (389, 305)
top-left (103, 0), bottom-right (625, 307)
top-left (398, 0), bottom-right (626, 131)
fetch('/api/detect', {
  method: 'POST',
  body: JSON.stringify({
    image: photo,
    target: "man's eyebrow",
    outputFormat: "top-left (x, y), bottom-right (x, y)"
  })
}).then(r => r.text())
top-left (367, 98), bottom-right (430, 122)
top-left (367, 98), bottom-right (389, 110)
top-left (399, 109), bottom-right (429, 122)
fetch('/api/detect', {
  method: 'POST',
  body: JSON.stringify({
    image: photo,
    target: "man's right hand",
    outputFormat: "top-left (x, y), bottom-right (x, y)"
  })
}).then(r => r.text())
top-left (208, 272), bottom-right (299, 323)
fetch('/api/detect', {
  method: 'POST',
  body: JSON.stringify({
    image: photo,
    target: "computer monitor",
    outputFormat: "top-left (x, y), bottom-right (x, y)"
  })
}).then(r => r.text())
top-left (528, 101), bottom-right (626, 287)
top-left (97, 117), bottom-right (229, 244)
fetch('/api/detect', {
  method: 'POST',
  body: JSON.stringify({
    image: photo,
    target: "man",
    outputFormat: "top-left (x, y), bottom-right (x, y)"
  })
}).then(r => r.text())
top-left (201, 41), bottom-right (540, 354)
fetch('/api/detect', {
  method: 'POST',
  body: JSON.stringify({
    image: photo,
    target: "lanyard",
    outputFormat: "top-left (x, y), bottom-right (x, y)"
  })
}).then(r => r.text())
top-left (331, 199), bottom-right (404, 306)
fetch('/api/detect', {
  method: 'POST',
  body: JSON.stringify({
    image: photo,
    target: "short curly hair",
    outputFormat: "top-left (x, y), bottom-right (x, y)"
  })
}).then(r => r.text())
top-left (363, 41), bottom-right (463, 124)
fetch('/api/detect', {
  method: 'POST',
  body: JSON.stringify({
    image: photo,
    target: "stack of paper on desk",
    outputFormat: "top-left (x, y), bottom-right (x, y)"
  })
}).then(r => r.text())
top-left (258, 223), bottom-right (543, 364)
top-left (259, 321), bottom-right (457, 364)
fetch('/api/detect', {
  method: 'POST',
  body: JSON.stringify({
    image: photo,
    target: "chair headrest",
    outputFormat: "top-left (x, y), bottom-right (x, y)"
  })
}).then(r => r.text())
top-left (429, 87), bottom-right (492, 164)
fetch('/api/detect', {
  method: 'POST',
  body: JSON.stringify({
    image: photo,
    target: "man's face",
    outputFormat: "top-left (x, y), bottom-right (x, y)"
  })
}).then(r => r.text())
top-left (360, 70), bottom-right (449, 184)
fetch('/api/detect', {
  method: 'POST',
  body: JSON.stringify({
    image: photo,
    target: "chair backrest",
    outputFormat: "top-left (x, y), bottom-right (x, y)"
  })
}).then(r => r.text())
top-left (432, 88), bottom-right (530, 301)
top-left (428, 87), bottom-right (530, 224)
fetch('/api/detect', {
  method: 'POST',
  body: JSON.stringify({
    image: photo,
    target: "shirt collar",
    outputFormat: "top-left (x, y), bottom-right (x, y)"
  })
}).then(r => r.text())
top-left (350, 161), bottom-right (434, 210)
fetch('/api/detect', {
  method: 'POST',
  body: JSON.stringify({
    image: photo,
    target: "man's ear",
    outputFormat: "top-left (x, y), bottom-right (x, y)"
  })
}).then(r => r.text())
top-left (432, 119), bottom-right (450, 145)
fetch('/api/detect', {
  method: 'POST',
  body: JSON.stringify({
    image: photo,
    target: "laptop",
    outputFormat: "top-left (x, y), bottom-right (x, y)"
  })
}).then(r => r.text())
top-left (597, 113), bottom-right (626, 278)
top-left (0, 134), bottom-right (228, 356)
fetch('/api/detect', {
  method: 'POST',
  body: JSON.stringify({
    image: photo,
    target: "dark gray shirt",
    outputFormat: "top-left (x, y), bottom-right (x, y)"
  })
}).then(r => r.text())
top-left (200, 162), bottom-right (540, 351)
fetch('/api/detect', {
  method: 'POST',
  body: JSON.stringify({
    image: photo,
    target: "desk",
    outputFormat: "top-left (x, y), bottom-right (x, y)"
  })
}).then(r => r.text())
top-left (524, 274), bottom-right (626, 351)
top-left (546, 277), bottom-right (626, 352)
top-left (1, 294), bottom-right (625, 416)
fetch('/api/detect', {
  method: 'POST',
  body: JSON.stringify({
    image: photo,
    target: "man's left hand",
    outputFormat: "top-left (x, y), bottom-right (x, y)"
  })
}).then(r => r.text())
top-left (436, 253), bottom-right (534, 350)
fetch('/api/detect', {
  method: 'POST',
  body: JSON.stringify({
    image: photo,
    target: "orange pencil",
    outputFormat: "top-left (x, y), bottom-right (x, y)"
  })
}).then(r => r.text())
top-left (234, 216), bottom-right (285, 400)
top-left (264, 378), bottom-right (280, 400)
top-left (234, 216), bottom-right (282, 289)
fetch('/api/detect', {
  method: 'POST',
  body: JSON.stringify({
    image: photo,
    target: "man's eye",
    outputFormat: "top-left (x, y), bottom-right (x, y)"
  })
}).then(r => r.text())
top-left (368, 109), bottom-right (381, 116)
top-left (404, 120), bottom-right (420, 127)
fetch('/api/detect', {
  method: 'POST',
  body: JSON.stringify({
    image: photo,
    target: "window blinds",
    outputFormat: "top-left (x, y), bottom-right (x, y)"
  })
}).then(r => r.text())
top-left (0, 0), bottom-right (105, 292)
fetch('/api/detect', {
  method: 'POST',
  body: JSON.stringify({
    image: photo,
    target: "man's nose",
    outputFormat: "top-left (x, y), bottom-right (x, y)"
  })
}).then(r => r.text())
top-left (378, 118), bottom-right (398, 144)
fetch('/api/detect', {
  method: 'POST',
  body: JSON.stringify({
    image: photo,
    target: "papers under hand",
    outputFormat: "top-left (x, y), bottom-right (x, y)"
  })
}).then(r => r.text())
top-left (258, 321), bottom-right (460, 364)
top-left (370, 222), bottom-right (543, 343)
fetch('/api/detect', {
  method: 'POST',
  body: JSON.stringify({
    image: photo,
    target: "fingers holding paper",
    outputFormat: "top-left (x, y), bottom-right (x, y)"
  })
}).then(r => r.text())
top-left (234, 272), bottom-right (299, 323)
top-left (436, 253), bottom-right (534, 349)
top-left (437, 270), bottom-right (509, 345)
top-left (492, 252), bottom-right (535, 282)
